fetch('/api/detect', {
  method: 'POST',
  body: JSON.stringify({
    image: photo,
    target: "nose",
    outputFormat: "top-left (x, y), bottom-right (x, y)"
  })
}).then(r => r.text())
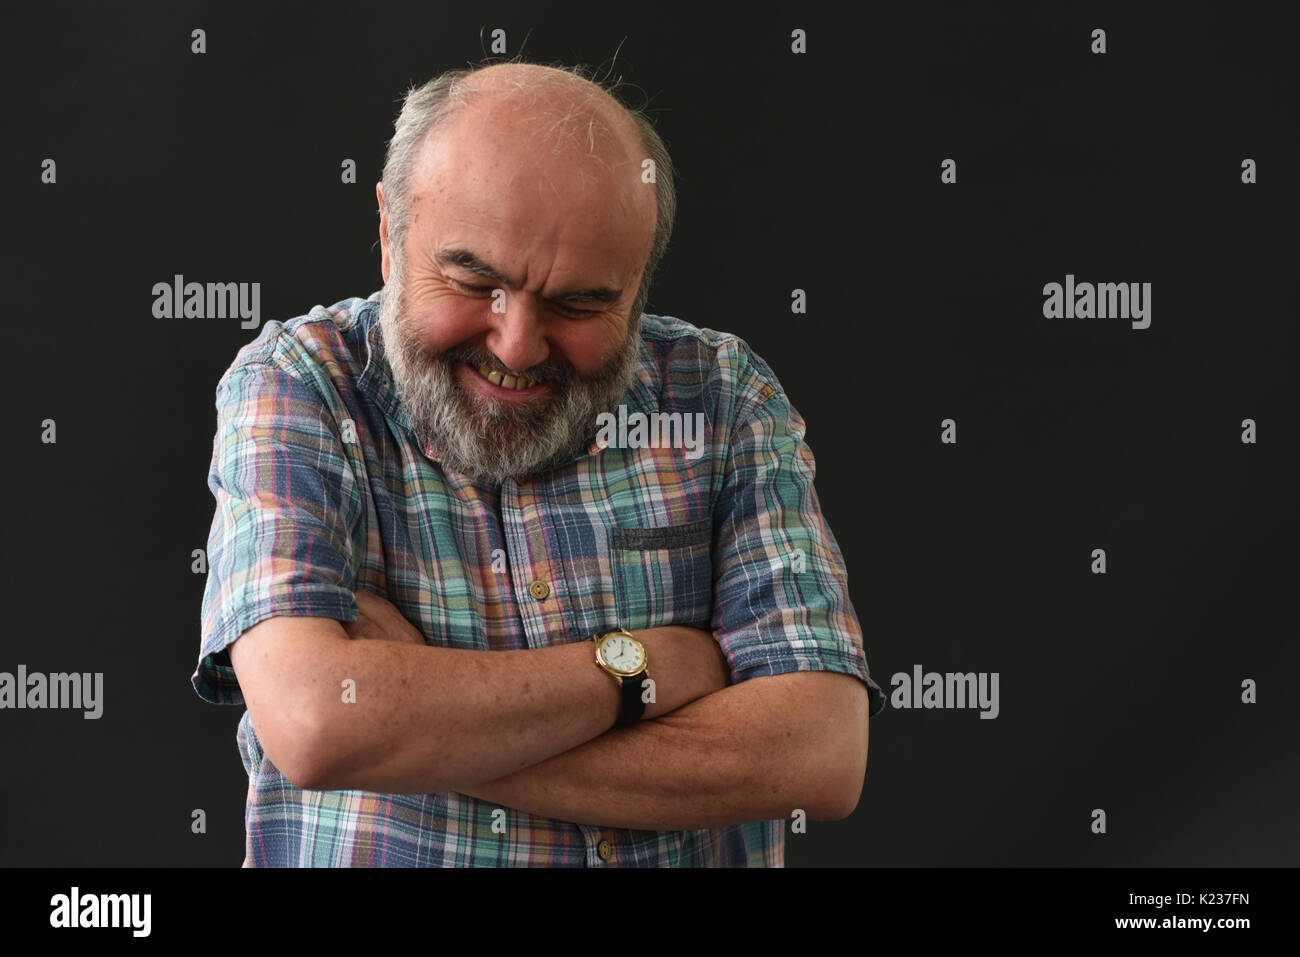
top-left (485, 293), bottom-right (550, 373)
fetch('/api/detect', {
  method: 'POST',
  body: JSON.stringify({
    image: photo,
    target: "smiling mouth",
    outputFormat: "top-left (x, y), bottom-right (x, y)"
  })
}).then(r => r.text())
top-left (472, 362), bottom-right (544, 392)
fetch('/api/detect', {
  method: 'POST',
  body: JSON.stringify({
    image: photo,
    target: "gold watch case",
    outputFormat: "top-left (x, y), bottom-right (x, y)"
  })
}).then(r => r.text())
top-left (592, 627), bottom-right (647, 679)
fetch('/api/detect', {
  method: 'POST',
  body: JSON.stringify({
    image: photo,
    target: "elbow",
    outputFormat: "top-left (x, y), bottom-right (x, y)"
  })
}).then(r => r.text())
top-left (228, 616), bottom-right (359, 792)
top-left (285, 746), bottom-right (331, 792)
top-left (255, 700), bottom-right (336, 791)
top-left (810, 767), bottom-right (865, 822)
top-left (815, 714), bottom-right (870, 821)
top-left (293, 707), bottom-right (346, 791)
top-left (820, 763), bottom-right (866, 820)
top-left (280, 756), bottom-right (324, 792)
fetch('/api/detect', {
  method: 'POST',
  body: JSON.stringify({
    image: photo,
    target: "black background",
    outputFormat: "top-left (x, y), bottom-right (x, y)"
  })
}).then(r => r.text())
top-left (3, 0), bottom-right (1296, 867)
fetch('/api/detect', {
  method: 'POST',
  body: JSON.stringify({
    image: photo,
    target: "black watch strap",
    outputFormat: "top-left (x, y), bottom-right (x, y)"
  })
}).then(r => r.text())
top-left (615, 669), bottom-right (648, 727)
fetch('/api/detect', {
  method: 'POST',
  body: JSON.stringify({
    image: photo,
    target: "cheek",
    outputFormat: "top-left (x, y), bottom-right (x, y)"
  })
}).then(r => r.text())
top-left (403, 291), bottom-right (490, 354)
top-left (550, 318), bottom-right (628, 375)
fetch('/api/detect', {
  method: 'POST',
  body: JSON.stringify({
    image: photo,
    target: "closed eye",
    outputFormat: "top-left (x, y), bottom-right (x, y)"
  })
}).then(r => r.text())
top-left (551, 301), bottom-right (599, 318)
top-left (450, 279), bottom-right (598, 317)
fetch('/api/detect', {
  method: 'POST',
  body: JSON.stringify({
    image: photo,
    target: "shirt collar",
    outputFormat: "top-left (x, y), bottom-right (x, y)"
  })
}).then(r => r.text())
top-left (355, 291), bottom-right (663, 471)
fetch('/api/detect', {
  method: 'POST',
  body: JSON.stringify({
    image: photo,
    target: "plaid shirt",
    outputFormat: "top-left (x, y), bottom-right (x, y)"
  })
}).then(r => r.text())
top-left (193, 291), bottom-right (886, 867)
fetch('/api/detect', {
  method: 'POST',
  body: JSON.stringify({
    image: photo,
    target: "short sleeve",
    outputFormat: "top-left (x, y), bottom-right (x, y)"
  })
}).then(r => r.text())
top-left (711, 387), bottom-right (886, 718)
top-left (192, 359), bottom-right (363, 706)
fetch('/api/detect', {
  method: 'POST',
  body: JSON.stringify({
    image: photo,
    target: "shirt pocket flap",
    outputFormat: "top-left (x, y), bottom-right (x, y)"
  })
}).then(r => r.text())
top-left (610, 518), bottom-right (713, 630)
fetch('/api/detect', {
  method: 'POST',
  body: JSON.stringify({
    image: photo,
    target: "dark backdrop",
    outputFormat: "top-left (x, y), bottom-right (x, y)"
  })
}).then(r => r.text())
top-left (3, 0), bottom-right (1296, 866)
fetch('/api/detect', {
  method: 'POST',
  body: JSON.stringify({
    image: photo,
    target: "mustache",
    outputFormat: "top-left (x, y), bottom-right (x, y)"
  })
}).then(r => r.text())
top-left (424, 341), bottom-right (574, 385)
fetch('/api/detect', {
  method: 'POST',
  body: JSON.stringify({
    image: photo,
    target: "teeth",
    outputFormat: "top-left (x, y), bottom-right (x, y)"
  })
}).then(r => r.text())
top-left (475, 363), bottom-right (536, 390)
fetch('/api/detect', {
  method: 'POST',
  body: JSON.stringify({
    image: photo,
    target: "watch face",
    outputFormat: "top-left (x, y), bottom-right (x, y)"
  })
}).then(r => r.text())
top-left (599, 633), bottom-right (646, 676)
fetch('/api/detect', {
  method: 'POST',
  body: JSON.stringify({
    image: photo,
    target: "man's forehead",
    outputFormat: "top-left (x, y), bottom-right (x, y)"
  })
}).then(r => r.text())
top-left (407, 97), bottom-right (654, 275)
top-left (446, 73), bottom-right (641, 155)
top-left (421, 102), bottom-right (643, 196)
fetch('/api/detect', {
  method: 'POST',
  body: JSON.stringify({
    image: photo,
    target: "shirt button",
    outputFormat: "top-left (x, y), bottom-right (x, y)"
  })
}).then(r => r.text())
top-left (597, 839), bottom-right (614, 861)
top-left (529, 580), bottom-right (550, 601)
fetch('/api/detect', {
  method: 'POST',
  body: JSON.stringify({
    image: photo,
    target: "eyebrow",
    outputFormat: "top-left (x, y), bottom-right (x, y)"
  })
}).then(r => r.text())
top-left (436, 247), bottom-right (624, 304)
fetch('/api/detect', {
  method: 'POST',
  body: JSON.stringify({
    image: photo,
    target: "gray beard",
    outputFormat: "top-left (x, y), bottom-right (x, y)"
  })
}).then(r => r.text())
top-left (376, 263), bottom-right (642, 484)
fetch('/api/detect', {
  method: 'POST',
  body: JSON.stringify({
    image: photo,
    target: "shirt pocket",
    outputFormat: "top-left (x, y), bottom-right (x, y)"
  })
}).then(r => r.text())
top-left (610, 518), bottom-right (714, 631)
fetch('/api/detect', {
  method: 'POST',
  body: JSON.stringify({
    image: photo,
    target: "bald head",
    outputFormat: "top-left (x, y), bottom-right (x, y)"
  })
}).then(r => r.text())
top-left (372, 62), bottom-right (675, 482)
top-left (406, 65), bottom-right (657, 276)
top-left (379, 62), bottom-right (674, 320)
top-left (438, 62), bottom-right (648, 163)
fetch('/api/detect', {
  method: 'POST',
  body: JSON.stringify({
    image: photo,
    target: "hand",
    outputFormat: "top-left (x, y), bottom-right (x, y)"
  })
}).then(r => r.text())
top-left (634, 625), bottom-right (732, 719)
top-left (699, 628), bottom-right (732, 694)
top-left (677, 626), bottom-right (731, 698)
top-left (343, 588), bottom-right (427, 646)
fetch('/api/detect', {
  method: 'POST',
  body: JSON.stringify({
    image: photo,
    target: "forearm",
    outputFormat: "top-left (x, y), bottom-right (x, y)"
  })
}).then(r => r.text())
top-left (291, 634), bottom-right (613, 793)
top-left (299, 623), bottom-right (718, 795)
top-left (460, 672), bottom-right (863, 830)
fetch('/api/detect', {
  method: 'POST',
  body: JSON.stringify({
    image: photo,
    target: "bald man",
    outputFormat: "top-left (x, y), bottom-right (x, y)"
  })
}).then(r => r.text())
top-left (194, 61), bottom-right (886, 867)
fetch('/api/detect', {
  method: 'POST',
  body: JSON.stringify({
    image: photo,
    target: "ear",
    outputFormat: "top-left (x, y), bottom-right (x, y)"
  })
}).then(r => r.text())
top-left (376, 182), bottom-right (391, 284)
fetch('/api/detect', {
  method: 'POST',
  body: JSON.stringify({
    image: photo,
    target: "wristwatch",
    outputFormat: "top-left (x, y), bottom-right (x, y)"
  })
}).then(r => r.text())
top-left (591, 627), bottom-right (649, 727)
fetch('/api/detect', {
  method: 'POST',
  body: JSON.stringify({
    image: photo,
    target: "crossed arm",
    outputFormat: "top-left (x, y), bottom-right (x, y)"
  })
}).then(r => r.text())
top-left (229, 590), bottom-right (871, 830)
top-left (460, 666), bottom-right (871, 830)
